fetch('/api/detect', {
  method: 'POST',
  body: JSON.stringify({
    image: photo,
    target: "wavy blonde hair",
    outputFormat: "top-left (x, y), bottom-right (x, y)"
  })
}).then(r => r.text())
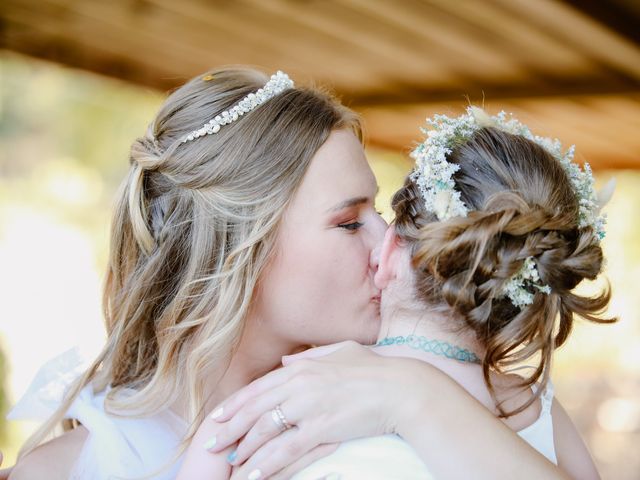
top-left (392, 125), bottom-right (615, 417)
top-left (20, 66), bottom-right (361, 457)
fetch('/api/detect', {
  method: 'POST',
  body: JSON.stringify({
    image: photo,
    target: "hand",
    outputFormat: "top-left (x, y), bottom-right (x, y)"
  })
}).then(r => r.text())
top-left (206, 341), bottom-right (432, 479)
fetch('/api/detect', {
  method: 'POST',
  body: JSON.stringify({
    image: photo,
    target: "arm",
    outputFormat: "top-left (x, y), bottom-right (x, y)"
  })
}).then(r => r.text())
top-left (8, 426), bottom-right (88, 480)
top-left (206, 341), bottom-right (569, 479)
top-left (176, 413), bottom-right (234, 480)
top-left (552, 399), bottom-right (600, 480)
top-left (395, 363), bottom-right (567, 479)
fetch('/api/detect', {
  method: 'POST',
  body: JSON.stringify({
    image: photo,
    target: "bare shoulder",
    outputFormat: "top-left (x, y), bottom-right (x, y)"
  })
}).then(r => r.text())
top-left (552, 399), bottom-right (601, 480)
top-left (9, 426), bottom-right (89, 480)
top-left (484, 372), bottom-right (542, 431)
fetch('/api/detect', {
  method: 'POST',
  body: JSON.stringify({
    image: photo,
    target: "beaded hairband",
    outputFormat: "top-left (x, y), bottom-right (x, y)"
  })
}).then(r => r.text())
top-left (409, 106), bottom-right (607, 308)
top-left (181, 71), bottom-right (294, 144)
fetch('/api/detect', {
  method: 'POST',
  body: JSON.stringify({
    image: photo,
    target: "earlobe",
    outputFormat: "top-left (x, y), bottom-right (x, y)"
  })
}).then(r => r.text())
top-left (374, 226), bottom-right (400, 290)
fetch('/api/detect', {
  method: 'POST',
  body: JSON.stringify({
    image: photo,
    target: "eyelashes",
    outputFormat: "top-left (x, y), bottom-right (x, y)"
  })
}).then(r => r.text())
top-left (338, 221), bottom-right (364, 231)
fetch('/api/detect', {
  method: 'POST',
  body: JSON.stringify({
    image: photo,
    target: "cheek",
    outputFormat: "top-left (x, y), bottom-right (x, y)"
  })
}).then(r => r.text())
top-left (257, 230), bottom-right (375, 343)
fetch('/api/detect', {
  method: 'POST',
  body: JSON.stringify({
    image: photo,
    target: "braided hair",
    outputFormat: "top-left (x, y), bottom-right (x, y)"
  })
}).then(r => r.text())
top-left (392, 126), bottom-right (614, 417)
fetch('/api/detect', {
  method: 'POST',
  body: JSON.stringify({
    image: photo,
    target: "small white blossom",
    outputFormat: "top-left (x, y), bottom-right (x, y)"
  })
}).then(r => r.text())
top-left (500, 257), bottom-right (551, 308)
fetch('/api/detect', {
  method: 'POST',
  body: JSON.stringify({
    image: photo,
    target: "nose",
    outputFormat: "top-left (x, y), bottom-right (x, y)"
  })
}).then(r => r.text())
top-left (370, 244), bottom-right (381, 272)
top-left (368, 213), bottom-right (388, 272)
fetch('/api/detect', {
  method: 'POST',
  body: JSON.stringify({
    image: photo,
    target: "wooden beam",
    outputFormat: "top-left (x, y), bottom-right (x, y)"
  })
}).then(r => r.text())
top-left (560, 0), bottom-right (640, 46)
top-left (346, 73), bottom-right (640, 107)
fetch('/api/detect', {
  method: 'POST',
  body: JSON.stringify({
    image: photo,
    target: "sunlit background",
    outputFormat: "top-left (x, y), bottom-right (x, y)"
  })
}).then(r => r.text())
top-left (1, 1), bottom-right (639, 478)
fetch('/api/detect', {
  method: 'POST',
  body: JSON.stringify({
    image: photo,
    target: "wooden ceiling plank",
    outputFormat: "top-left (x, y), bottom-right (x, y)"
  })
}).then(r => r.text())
top-left (347, 72), bottom-right (640, 108)
top-left (250, 0), bottom-right (463, 86)
top-left (428, 0), bottom-right (592, 74)
top-left (148, 0), bottom-right (386, 90)
top-left (508, 99), bottom-right (639, 160)
top-left (339, 0), bottom-right (528, 82)
top-left (30, 0), bottom-right (221, 73)
top-left (493, 0), bottom-right (640, 78)
top-left (1, 5), bottom-right (202, 83)
top-left (585, 96), bottom-right (640, 130)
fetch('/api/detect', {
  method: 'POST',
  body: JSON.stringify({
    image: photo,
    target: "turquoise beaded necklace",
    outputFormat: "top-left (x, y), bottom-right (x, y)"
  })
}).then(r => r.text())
top-left (375, 334), bottom-right (481, 364)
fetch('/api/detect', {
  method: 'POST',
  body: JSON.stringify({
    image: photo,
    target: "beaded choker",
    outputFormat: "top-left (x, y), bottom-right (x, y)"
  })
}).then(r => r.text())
top-left (375, 335), bottom-right (481, 364)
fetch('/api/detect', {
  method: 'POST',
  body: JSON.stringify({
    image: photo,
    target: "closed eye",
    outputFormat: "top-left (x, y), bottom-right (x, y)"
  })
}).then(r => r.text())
top-left (338, 221), bottom-right (364, 231)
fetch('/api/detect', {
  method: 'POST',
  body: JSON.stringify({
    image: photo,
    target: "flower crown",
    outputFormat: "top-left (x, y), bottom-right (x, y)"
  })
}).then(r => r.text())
top-left (409, 106), bottom-right (607, 308)
top-left (181, 71), bottom-right (294, 144)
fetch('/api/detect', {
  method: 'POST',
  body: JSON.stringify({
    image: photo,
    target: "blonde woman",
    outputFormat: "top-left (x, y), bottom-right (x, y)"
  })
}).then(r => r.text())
top-left (9, 71), bottom-right (566, 480)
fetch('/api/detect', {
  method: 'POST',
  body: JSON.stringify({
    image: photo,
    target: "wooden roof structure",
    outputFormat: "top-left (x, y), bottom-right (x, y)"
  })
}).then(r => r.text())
top-left (2, 0), bottom-right (640, 169)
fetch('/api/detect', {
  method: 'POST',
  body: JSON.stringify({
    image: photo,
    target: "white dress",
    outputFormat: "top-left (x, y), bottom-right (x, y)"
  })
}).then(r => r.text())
top-left (8, 348), bottom-right (187, 479)
top-left (9, 348), bottom-right (556, 480)
top-left (292, 380), bottom-right (557, 479)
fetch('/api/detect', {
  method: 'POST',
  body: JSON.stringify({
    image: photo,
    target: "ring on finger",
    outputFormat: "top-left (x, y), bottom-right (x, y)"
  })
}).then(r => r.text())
top-left (271, 404), bottom-right (292, 432)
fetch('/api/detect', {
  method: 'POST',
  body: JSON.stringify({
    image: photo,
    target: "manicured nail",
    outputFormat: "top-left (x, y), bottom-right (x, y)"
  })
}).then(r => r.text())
top-left (227, 449), bottom-right (237, 464)
top-left (203, 436), bottom-right (217, 450)
top-left (210, 407), bottom-right (224, 420)
top-left (248, 469), bottom-right (262, 480)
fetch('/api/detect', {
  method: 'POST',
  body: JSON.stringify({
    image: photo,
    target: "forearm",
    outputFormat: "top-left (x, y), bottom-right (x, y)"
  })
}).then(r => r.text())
top-left (395, 362), bottom-right (569, 480)
top-left (176, 421), bottom-right (233, 480)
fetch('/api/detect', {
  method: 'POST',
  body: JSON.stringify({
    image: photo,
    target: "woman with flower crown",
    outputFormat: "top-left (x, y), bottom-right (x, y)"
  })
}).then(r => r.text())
top-left (8, 69), bottom-right (571, 480)
top-left (179, 107), bottom-right (612, 479)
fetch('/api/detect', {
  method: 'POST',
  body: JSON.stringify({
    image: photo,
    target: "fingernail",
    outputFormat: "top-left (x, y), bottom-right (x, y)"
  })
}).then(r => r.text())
top-left (210, 407), bottom-right (224, 420)
top-left (248, 469), bottom-right (262, 480)
top-left (227, 449), bottom-right (237, 464)
top-left (203, 436), bottom-right (217, 450)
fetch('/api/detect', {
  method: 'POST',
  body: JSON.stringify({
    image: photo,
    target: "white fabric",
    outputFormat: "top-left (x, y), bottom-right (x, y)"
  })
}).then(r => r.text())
top-left (10, 349), bottom-right (556, 480)
top-left (292, 381), bottom-right (557, 480)
top-left (8, 348), bottom-right (186, 479)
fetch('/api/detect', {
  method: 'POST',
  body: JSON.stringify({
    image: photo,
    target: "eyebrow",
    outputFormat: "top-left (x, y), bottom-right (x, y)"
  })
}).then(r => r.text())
top-left (327, 196), bottom-right (369, 213)
top-left (326, 186), bottom-right (380, 213)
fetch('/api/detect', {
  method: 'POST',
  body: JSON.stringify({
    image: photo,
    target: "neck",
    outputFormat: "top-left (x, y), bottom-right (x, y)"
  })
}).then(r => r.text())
top-left (376, 305), bottom-right (483, 358)
top-left (172, 313), bottom-right (304, 420)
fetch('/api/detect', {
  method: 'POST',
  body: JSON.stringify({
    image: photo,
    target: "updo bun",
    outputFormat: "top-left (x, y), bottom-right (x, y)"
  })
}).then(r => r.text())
top-left (393, 126), bottom-right (614, 416)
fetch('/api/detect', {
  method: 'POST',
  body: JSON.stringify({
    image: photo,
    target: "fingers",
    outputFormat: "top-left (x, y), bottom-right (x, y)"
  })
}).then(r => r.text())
top-left (229, 427), bottom-right (315, 480)
top-left (268, 443), bottom-right (341, 480)
top-left (228, 405), bottom-right (292, 466)
top-left (281, 341), bottom-right (362, 366)
top-left (206, 385), bottom-right (291, 453)
top-left (212, 366), bottom-right (293, 423)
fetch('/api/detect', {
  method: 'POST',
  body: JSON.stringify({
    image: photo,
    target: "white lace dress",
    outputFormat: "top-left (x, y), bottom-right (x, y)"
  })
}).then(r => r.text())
top-left (10, 349), bottom-right (556, 480)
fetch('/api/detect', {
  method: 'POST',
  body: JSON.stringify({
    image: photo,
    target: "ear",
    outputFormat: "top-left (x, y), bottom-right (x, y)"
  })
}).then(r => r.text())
top-left (374, 225), bottom-right (402, 290)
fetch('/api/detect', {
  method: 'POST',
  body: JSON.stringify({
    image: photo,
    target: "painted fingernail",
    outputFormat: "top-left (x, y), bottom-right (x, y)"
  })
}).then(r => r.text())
top-left (203, 436), bottom-right (217, 450)
top-left (226, 449), bottom-right (237, 464)
top-left (210, 407), bottom-right (224, 420)
top-left (248, 469), bottom-right (262, 480)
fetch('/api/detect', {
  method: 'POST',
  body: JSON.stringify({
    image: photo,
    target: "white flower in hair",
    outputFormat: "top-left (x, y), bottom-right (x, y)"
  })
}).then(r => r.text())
top-left (410, 106), bottom-right (608, 308)
top-left (501, 257), bottom-right (552, 308)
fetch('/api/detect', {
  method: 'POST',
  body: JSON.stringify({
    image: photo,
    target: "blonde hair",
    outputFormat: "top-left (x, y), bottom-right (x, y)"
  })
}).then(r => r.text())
top-left (21, 67), bottom-right (361, 457)
top-left (392, 126), bottom-right (615, 417)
